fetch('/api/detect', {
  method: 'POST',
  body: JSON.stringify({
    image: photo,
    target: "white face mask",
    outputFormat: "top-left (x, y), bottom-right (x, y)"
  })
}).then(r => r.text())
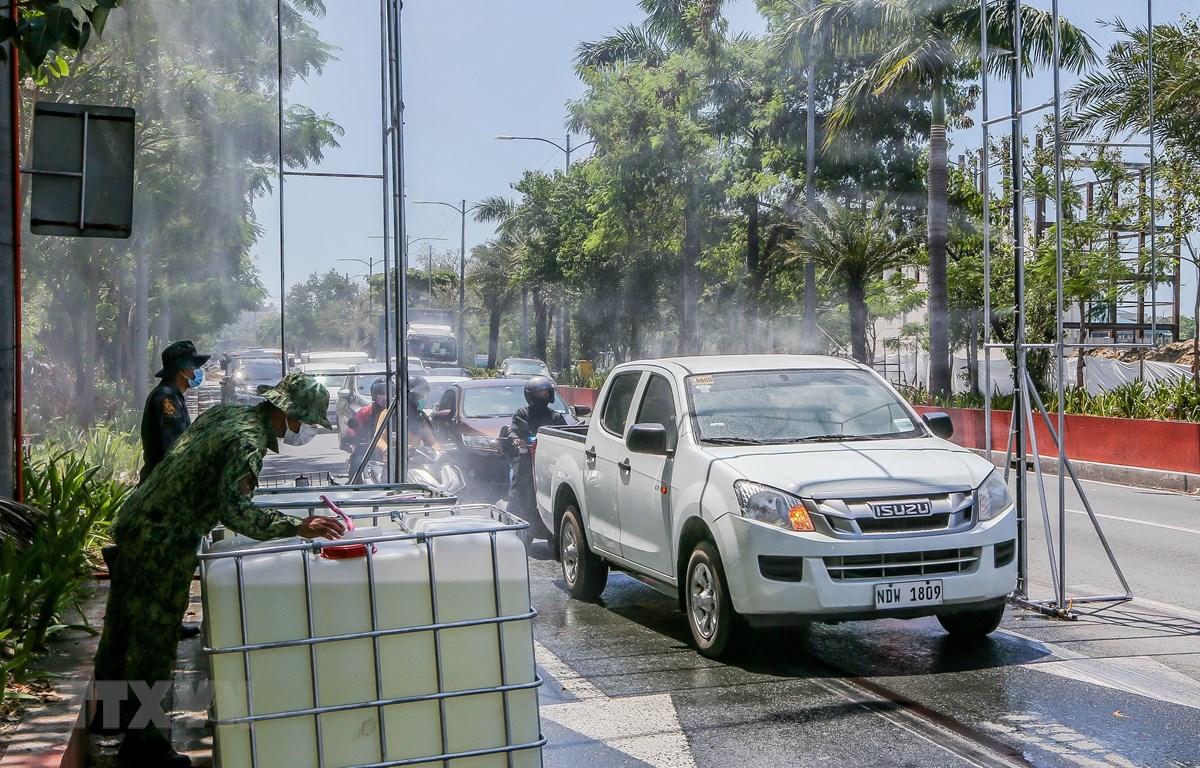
top-left (283, 422), bottom-right (317, 446)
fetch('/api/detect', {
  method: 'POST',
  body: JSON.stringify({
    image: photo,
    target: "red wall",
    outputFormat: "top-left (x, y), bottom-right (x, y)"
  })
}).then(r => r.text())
top-left (559, 386), bottom-right (598, 410)
top-left (912, 405), bottom-right (1200, 474)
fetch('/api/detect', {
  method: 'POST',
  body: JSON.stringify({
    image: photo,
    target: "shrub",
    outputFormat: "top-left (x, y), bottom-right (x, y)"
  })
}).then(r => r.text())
top-left (0, 452), bottom-right (131, 699)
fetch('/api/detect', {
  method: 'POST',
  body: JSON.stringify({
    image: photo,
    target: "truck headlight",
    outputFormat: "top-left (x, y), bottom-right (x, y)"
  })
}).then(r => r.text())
top-left (975, 471), bottom-right (1013, 522)
top-left (733, 480), bottom-right (815, 532)
top-left (462, 434), bottom-right (499, 450)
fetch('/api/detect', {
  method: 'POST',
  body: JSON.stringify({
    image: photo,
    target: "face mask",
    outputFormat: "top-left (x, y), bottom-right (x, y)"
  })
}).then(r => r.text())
top-left (188, 368), bottom-right (204, 387)
top-left (418, 398), bottom-right (427, 409)
top-left (284, 422), bottom-right (316, 446)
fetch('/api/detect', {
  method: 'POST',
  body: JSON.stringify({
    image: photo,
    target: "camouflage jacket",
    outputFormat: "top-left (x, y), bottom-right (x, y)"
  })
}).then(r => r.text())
top-left (112, 402), bottom-right (300, 554)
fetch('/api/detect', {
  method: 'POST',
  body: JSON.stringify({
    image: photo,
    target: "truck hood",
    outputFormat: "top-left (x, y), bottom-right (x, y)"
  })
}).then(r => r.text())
top-left (711, 438), bottom-right (991, 499)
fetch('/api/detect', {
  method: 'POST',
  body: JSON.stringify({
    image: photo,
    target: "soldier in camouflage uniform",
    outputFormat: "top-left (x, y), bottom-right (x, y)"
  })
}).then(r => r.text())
top-left (92, 371), bottom-right (345, 768)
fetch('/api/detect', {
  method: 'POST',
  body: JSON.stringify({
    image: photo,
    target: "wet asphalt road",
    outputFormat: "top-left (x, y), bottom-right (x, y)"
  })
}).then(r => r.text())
top-left (264, 433), bottom-right (1200, 768)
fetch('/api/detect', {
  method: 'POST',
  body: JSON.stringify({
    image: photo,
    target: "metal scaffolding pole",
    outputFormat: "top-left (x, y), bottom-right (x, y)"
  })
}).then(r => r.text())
top-left (982, 0), bottom-right (1140, 621)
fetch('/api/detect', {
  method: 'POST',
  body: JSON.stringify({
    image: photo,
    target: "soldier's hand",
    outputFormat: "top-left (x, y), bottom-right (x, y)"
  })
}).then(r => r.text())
top-left (298, 515), bottom-right (347, 541)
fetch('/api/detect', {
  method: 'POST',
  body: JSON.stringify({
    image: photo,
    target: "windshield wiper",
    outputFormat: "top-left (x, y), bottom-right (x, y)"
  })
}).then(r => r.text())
top-left (702, 437), bottom-right (780, 445)
top-left (795, 433), bottom-right (898, 443)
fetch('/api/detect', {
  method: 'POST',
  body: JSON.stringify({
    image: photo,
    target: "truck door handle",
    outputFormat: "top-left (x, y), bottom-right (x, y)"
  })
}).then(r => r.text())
top-left (618, 459), bottom-right (632, 472)
top-left (585, 447), bottom-right (597, 463)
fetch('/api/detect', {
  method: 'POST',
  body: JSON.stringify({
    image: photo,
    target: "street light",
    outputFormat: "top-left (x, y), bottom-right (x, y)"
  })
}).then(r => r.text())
top-left (495, 133), bottom-right (597, 369)
top-left (413, 200), bottom-right (484, 364)
top-left (494, 134), bottom-right (596, 174)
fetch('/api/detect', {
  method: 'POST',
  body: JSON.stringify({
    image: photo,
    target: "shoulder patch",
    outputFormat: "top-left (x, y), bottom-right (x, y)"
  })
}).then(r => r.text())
top-left (162, 399), bottom-right (176, 416)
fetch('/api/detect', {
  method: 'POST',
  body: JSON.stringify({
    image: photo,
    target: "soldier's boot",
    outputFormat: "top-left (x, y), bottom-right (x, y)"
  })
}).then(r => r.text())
top-left (116, 730), bottom-right (192, 768)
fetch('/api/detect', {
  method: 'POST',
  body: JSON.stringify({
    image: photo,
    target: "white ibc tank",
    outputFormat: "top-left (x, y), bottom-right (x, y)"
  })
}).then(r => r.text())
top-left (202, 517), bottom-right (541, 768)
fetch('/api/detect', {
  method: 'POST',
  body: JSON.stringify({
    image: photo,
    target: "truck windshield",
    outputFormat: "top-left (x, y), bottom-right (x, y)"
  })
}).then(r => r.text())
top-left (408, 334), bottom-right (457, 364)
top-left (686, 369), bottom-right (924, 443)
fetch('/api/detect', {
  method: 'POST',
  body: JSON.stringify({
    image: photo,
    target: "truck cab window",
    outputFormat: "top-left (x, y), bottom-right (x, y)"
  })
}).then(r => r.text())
top-left (602, 372), bottom-right (641, 436)
top-left (635, 375), bottom-right (677, 448)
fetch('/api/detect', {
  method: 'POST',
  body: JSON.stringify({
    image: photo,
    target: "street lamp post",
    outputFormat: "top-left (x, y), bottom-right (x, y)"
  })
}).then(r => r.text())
top-left (404, 235), bottom-right (445, 313)
top-left (413, 199), bottom-right (484, 365)
top-left (495, 134), bottom-right (596, 372)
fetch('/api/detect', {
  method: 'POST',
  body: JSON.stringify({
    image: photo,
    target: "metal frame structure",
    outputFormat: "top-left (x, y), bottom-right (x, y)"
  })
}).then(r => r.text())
top-left (199, 502), bottom-right (545, 768)
top-left (978, 0), bottom-right (1167, 619)
top-left (273, 0), bottom-right (411, 483)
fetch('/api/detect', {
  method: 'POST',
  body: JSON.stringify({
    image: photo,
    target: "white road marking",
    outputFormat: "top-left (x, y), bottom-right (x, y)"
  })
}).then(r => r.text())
top-left (982, 716), bottom-right (1143, 768)
top-left (535, 641), bottom-right (697, 768)
top-left (1001, 628), bottom-right (1200, 711)
top-left (1065, 508), bottom-right (1200, 536)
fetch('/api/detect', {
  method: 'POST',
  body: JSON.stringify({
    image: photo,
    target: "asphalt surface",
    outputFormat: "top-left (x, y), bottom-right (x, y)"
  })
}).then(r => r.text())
top-left (258, 433), bottom-right (1200, 768)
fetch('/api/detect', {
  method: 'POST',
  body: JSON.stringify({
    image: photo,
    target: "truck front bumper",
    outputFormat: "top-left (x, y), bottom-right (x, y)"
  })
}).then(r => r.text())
top-left (714, 509), bottom-right (1017, 623)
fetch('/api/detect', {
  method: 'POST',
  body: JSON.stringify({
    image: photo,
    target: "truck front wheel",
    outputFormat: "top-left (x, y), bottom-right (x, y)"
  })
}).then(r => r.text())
top-left (936, 605), bottom-right (1005, 639)
top-left (559, 504), bottom-right (608, 601)
top-left (685, 542), bottom-right (742, 659)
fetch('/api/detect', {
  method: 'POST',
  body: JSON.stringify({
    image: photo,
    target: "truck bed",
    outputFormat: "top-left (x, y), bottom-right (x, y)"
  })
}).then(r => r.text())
top-left (540, 423), bottom-right (588, 443)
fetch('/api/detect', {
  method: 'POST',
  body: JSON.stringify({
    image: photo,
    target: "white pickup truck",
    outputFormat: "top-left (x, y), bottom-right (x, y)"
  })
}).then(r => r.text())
top-left (534, 355), bottom-right (1017, 658)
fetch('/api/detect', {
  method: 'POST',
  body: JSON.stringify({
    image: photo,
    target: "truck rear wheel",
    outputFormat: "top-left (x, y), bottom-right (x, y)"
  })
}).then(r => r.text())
top-left (685, 541), bottom-right (742, 659)
top-left (937, 605), bottom-right (1005, 639)
top-left (559, 504), bottom-right (607, 601)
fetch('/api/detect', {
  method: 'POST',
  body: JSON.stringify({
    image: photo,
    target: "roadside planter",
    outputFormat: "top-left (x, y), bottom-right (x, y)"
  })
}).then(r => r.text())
top-left (910, 405), bottom-right (1200, 475)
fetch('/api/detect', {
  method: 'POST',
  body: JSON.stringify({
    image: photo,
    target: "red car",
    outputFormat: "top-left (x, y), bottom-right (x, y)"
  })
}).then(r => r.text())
top-left (431, 378), bottom-right (588, 486)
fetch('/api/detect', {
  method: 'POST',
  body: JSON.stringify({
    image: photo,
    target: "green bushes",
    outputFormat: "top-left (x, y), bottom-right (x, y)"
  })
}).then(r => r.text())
top-left (0, 450), bottom-right (132, 699)
top-left (902, 378), bottom-right (1200, 422)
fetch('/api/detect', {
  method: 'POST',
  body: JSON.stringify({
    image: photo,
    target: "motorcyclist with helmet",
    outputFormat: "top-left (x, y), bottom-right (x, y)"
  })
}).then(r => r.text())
top-left (502, 376), bottom-right (565, 530)
top-left (405, 374), bottom-right (441, 453)
top-left (344, 378), bottom-right (390, 472)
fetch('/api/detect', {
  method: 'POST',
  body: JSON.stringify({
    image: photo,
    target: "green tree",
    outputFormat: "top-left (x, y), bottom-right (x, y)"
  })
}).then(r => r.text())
top-left (283, 270), bottom-right (373, 355)
top-left (784, 195), bottom-right (920, 362)
top-left (781, 0), bottom-right (1096, 396)
top-left (467, 241), bottom-right (521, 368)
top-left (21, 0), bottom-right (341, 424)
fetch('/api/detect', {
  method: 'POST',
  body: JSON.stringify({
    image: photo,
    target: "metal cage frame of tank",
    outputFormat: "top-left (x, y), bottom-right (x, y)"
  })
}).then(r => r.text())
top-left (198, 503), bottom-right (546, 768)
top-left (251, 482), bottom-right (458, 528)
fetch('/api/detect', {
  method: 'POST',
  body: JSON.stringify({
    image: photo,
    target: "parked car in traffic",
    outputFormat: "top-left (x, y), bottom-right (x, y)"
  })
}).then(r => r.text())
top-left (497, 357), bottom-right (551, 379)
top-left (427, 367), bottom-right (473, 378)
top-left (430, 378), bottom-right (585, 486)
top-left (295, 363), bottom-right (352, 427)
top-left (221, 357), bottom-right (288, 405)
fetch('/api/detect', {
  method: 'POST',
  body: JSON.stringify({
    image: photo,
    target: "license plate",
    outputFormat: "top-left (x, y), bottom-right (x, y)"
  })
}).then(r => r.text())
top-left (874, 579), bottom-right (943, 608)
top-left (870, 500), bottom-right (932, 518)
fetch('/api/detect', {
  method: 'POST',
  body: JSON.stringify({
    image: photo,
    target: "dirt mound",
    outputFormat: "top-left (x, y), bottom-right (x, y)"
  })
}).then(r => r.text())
top-left (1081, 339), bottom-right (1197, 368)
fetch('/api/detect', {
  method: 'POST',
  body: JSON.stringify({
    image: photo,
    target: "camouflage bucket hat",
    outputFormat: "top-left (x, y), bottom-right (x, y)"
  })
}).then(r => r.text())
top-left (260, 371), bottom-right (333, 429)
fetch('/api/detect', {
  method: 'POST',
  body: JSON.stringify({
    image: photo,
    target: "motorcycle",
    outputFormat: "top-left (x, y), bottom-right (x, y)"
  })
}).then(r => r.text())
top-left (500, 427), bottom-right (552, 543)
top-left (352, 445), bottom-right (466, 498)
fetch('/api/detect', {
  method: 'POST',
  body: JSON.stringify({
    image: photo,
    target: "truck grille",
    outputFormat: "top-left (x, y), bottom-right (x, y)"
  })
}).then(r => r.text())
top-left (824, 547), bottom-right (981, 581)
top-left (818, 491), bottom-right (974, 538)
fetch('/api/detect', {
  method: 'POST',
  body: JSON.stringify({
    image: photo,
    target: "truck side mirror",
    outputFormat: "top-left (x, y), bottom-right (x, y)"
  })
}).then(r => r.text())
top-left (627, 423), bottom-right (668, 455)
top-left (922, 412), bottom-right (954, 440)
top-left (432, 409), bottom-right (452, 422)
top-left (338, 388), bottom-right (352, 400)
top-left (573, 404), bottom-right (592, 417)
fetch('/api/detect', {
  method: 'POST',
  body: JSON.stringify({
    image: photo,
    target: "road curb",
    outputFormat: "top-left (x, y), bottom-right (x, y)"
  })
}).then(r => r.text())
top-left (972, 449), bottom-right (1200, 494)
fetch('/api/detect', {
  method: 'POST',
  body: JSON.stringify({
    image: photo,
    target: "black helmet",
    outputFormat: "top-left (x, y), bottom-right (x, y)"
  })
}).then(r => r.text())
top-left (524, 376), bottom-right (555, 408)
top-left (407, 375), bottom-right (430, 408)
top-left (370, 378), bottom-right (388, 398)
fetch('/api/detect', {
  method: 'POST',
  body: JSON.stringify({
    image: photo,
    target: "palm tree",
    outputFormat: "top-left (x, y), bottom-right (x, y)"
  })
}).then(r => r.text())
top-left (1065, 18), bottom-right (1200, 156)
top-left (785, 195), bottom-right (921, 363)
top-left (781, 0), bottom-right (1095, 395)
top-left (467, 241), bottom-right (521, 368)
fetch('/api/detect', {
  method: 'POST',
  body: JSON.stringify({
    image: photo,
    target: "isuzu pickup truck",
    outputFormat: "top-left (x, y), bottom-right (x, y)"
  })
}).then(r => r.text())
top-left (534, 355), bottom-right (1017, 658)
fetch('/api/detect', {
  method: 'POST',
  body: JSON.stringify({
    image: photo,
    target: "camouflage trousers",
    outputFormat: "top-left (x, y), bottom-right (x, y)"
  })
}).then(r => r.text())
top-left (93, 535), bottom-right (198, 747)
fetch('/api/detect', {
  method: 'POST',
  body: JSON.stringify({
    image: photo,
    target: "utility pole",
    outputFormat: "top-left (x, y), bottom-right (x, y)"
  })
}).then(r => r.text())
top-left (0, 3), bottom-right (20, 499)
top-left (803, 0), bottom-right (818, 353)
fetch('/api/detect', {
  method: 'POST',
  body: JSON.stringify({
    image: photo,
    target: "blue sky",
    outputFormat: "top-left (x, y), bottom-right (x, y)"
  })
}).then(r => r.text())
top-left (254, 0), bottom-right (1192, 306)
